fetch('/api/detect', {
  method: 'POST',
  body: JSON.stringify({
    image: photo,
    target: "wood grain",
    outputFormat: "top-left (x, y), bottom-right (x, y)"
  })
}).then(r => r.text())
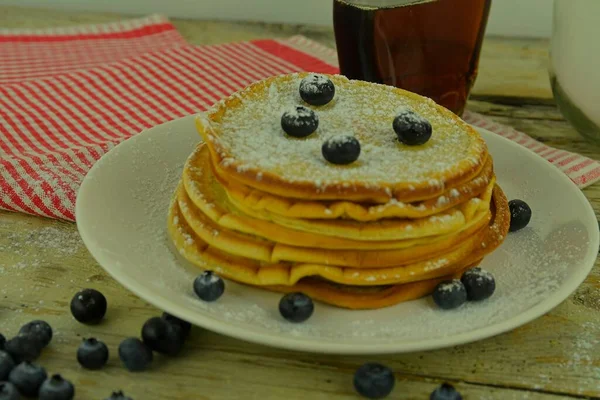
top-left (0, 5), bottom-right (597, 400)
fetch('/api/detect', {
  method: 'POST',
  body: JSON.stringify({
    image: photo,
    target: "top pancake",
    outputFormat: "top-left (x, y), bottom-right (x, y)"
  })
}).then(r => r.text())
top-left (197, 73), bottom-right (488, 203)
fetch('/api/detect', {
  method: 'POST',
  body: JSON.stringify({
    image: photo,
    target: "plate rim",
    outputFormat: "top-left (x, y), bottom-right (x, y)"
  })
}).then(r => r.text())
top-left (75, 115), bottom-right (599, 355)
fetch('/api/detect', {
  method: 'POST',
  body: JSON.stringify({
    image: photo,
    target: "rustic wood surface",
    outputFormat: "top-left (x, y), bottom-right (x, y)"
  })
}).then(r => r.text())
top-left (1, 6), bottom-right (598, 400)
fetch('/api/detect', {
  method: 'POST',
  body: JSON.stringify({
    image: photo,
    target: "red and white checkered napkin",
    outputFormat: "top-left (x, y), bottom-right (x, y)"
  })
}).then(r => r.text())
top-left (1, 16), bottom-right (599, 221)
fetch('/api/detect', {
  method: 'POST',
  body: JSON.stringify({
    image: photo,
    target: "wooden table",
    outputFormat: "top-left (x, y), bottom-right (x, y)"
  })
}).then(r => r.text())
top-left (1, 6), bottom-right (599, 400)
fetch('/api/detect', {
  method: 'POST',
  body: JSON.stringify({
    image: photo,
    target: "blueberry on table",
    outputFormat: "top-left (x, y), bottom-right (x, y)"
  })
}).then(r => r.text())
top-left (105, 390), bottom-right (133, 400)
top-left (77, 338), bottom-right (109, 370)
top-left (9, 361), bottom-right (47, 398)
top-left (118, 338), bottom-right (153, 372)
top-left (19, 320), bottom-right (53, 348)
top-left (353, 363), bottom-right (395, 399)
top-left (279, 293), bottom-right (314, 323)
top-left (141, 317), bottom-right (184, 356)
top-left (322, 135), bottom-right (361, 165)
top-left (193, 271), bottom-right (225, 302)
top-left (393, 108), bottom-right (432, 146)
top-left (0, 351), bottom-right (15, 381)
top-left (432, 280), bottom-right (467, 310)
top-left (70, 288), bottom-right (107, 324)
top-left (162, 312), bottom-right (192, 339)
top-left (430, 383), bottom-right (463, 400)
top-left (508, 199), bottom-right (532, 232)
top-left (39, 374), bottom-right (75, 400)
top-left (299, 74), bottom-right (335, 106)
top-left (0, 382), bottom-right (19, 400)
top-left (281, 106), bottom-right (319, 138)
top-left (5, 335), bottom-right (42, 363)
top-left (461, 268), bottom-right (496, 301)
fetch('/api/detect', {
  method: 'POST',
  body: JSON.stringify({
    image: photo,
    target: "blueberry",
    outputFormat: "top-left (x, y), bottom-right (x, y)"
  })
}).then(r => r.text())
top-left (193, 271), bottom-right (225, 302)
top-left (70, 288), bottom-right (107, 324)
top-left (353, 363), bottom-right (395, 399)
top-left (461, 268), bottom-right (496, 301)
top-left (299, 74), bottom-right (335, 106)
top-left (104, 391), bottom-right (133, 400)
top-left (0, 334), bottom-right (5, 351)
top-left (0, 382), bottom-right (19, 400)
top-left (0, 352), bottom-right (15, 381)
top-left (393, 108), bottom-right (432, 146)
top-left (322, 136), bottom-right (361, 165)
top-left (9, 361), bottom-right (47, 398)
top-left (77, 338), bottom-right (109, 370)
top-left (5, 335), bottom-right (42, 363)
top-left (279, 293), bottom-right (314, 323)
top-left (162, 312), bottom-right (192, 340)
top-left (432, 280), bottom-right (467, 310)
top-left (141, 317), bottom-right (184, 356)
top-left (508, 199), bottom-right (531, 232)
top-left (118, 338), bottom-right (153, 372)
top-left (39, 374), bottom-right (75, 400)
top-left (281, 106), bottom-right (319, 138)
top-left (19, 320), bottom-right (53, 348)
top-left (430, 383), bottom-right (463, 400)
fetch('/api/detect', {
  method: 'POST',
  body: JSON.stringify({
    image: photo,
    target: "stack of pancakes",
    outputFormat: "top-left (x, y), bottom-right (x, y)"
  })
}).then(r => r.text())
top-left (168, 73), bottom-right (510, 309)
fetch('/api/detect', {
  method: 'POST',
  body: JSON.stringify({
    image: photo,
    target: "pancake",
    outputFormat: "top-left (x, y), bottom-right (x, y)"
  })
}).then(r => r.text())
top-left (197, 73), bottom-right (488, 203)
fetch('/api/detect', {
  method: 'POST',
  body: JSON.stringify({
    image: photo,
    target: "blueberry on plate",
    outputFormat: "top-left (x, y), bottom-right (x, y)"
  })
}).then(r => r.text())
top-left (118, 338), bottom-right (153, 372)
top-left (39, 374), bottom-right (75, 400)
top-left (9, 361), bottom-right (47, 398)
top-left (461, 267), bottom-right (496, 301)
top-left (193, 271), bottom-right (225, 302)
top-left (432, 280), bottom-right (467, 310)
top-left (0, 351), bottom-right (15, 381)
top-left (141, 317), bottom-right (184, 356)
top-left (0, 334), bottom-right (5, 351)
top-left (0, 382), bottom-right (19, 400)
top-left (430, 383), bottom-right (463, 400)
top-left (393, 108), bottom-right (432, 146)
top-left (299, 74), bottom-right (335, 106)
top-left (162, 312), bottom-right (192, 340)
top-left (353, 363), bottom-right (395, 399)
top-left (70, 288), bottom-right (108, 324)
top-left (5, 335), bottom-right (43, 363)
top-left (19, 320), bottom-right (53, 348)
top-left (322, 135), bottom-right (361, 165)
top-left (508, 199), bottom-right (532, 232)
top-left (105, 390), bottom-right (133, 400)
top-left (77, 338), bottom-right (109, 370)
top-left (281, 106), bottom-right (319, 138)
top-left (279, 293), bottom-right (314, 323)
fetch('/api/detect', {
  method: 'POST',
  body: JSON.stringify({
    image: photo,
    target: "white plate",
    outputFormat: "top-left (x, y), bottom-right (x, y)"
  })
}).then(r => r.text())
top-left (76, 115), bottom-right (599, 355)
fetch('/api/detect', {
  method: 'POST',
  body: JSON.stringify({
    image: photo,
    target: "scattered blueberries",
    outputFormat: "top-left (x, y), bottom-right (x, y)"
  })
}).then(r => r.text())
top-left (0, 334), bottom-right (5, 351)
top-left (508, 199), bottom-right (532, 232)
top-left (322, 135), bottom-right (361, 165)
top-left (279, 293), bottom-right (314, 323)
top-left (39, 374), bottom-right (75, 400)
top-left (0, 351), bottom-right (15, 381)
top-left (281, 106), bottom-right (319, 138)
top-left (5, 334), bottom-right (42, 363)
top-left (299, 74), bottom-right (335, 106)
top-left (9, 361), bottom-right (47, 398)
top-left (430, 383), bottom-right (463, 400)
top-left (193, 271), bottom-right (225, 302)
top-left (162, 312), bottom-right (192, 340)
top-left (105, 391), bottom-right (133, 400)
top-left (118, 338), bottom-right (153, 372)
top-left (19, 320), bottom-right (53, 348)
top-left (141, 317), bottom-right (184, 356)
top-left (461, 268), bottom-right (496, 301)
top-left (393, 108), bottom-right (432, 146)
top-left (0, 382), bottom-right (19, 400)
top-left (77, 338), bottom-right (109, 370)
top-left (432, 280), bottom-right (467, 310)
top-left (353, 363), bottom-right (395, 399)
top-left (70, 288), bottom-right (108, 324)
